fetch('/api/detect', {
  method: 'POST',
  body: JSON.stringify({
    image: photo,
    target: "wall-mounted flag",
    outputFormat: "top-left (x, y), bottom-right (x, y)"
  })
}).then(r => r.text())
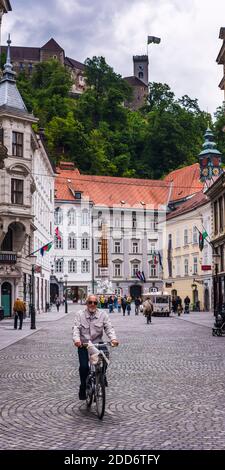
top-left (40, 242), bottom-right (53, 256)
top-left (55, 227), bottom-right (62, 241)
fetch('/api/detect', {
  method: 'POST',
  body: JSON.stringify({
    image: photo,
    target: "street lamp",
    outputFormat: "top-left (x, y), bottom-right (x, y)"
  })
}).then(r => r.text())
top-left (64, 274), bottom-right (68, 313)
top-left (29, 256), bottom-right (37, 330)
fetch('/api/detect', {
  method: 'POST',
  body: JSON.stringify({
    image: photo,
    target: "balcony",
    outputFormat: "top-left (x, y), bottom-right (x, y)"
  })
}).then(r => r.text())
top-left (0, 252), bottom-right (17, 264)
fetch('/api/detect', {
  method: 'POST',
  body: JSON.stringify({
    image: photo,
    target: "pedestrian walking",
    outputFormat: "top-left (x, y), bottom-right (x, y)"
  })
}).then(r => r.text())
top-left (56, 297), bottom-right (60, 312)
top-left (121, 297), bottom-right (127, 316)
top-left (135, 297), bottom-right (141, 315)
top-left (143, 296), bottom-right (153, 324)
top-left (13, 298), bottom-right (26, 330)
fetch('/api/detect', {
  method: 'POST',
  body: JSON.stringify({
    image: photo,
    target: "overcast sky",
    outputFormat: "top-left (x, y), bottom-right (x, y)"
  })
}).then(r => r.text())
top-left (2, 0), bottom-right (225, 115)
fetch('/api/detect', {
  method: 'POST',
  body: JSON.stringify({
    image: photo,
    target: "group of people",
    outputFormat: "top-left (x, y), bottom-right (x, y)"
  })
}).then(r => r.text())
top-left (172, 295), bottom-right (192, 315)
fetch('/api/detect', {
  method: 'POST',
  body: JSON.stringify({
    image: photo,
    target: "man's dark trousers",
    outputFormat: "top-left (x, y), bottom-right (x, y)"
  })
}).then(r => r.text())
top-left (14, 311), bottom-right (23, 329)
top-left (78, 347), bottom-right (89, 391)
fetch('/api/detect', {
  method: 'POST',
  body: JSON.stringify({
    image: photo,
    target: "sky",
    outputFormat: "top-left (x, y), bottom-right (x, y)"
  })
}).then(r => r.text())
top-left (2, 0), bottom-right (225, 115)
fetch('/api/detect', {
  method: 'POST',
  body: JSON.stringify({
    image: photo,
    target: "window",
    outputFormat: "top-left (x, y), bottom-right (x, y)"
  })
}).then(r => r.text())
top-left (138, 71), bottom-right (144, 79)
top-left (214, 201), bottom-right (218, 234)
top-left (184, 259), bottom-right (189, 276)
top-left (54, 233), bottom-right (63, 249)
top-left (114, 217), bottom-right (120, 228)
top-left (176, 230), bottom-right (180, 248)
top-left (98, 211), bottom-right (102, 229)
top-left (176, 257), bottom-right (181, 276)
top-left (132, 263), bottom-right (139, 277)
top-left (12, 132), bottom-right (23, 157)
top-left (149, 242), bottom-right (156, 254)
top-left (50, 222), bottom-right (52, 235)
top-left (219, 197), bottom-right (223, 232)
top-left (114, 241), bottom-right (121, 253)
top-left (132, 211), bottom-right (137, 229)
top-left (132, 241), bottom-right (139, 254)
top-left (82, 209), bottom-right (89, 225)
top-left (154, 210), bottom-right (158, 231)
top-left (97, 240), bottom-right (102, 253)
top-left (193, 257), bottom-right (198, 275)
top-left (81, 233), bottom-right (89, 250)
top-left (68, 233), bottom-right (76, 250)
top-left (68, 209), bottom-right (76, 226)
top-left (149, 263), bottom-right (157, 278)
top-left (114, 263), bottom-right (121, 277)
top-left (184, 229), bottom-right (188, 245)
top-left (96, 263), bottom-right (101, 277)
top-left (11, 179), bottom-right (23, 205)
top-left (68, 259), bottom-right (77, 273)
top-left (54, 208), bottom-right (63, 225)
top-left (55, 259), bottom-right (63, 273)
top-left (28, 63), bottom-right (33, 73)
top-left (81, 260), bottom-right (90, 273)
top-left (193, 226), bottom-right (198, 244)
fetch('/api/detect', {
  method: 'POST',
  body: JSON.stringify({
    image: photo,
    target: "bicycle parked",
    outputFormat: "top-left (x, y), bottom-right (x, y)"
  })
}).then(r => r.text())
top-left (84, 341), bottom-right (112, 420)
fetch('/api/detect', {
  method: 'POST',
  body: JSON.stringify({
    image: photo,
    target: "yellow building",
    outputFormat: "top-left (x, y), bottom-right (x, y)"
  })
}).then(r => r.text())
top-left (163, 191), bottom-right (212, 311)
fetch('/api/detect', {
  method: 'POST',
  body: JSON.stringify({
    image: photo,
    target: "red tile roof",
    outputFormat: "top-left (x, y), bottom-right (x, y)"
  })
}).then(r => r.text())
top-left (55, 167), bottom-right (170, 208)
top-left (164, 163), bottom-right (203, 202)
top-left (167, 191), bottom-right (208, 220)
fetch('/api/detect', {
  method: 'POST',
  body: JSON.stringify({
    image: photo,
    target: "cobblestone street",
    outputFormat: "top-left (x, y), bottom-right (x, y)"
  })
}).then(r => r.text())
top-left (1, 307), bottom-right (225, 450)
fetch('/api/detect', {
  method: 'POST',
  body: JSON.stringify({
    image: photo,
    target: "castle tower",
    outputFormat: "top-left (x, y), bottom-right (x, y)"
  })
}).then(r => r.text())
top-left (133, 55), bottom-right (149, 86)
top-left (199, 127), bottom-right (223, 181)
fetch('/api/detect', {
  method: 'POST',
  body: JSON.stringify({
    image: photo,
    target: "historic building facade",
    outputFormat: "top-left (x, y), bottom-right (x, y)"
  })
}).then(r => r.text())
top-left (124, 55), bottom-right (149, 110)
top-left (53, 163), bottom-right (169, 300)
top-left (0, 38), bottom-right (55, 317)
top-left (163, 192), bottom-right (212, 311)
top-left (206, 173), bottom-right (225, 313)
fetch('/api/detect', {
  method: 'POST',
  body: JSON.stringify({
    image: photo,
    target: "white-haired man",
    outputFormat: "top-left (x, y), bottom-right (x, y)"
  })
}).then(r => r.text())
top-left (73, 294), bottom-right (119, 400)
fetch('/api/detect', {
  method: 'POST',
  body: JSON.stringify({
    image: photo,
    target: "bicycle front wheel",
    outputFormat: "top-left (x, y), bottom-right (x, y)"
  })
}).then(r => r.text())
top-left (95, 376), bottom-right (105, 420)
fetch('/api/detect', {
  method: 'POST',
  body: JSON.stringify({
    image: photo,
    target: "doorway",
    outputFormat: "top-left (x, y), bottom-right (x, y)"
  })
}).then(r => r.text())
top-left (1, 282), bottom-right (12, 317)
top-left (130, 285), bottom-right (142, 299)
top-left (204, 288), bottom-right (210, 311)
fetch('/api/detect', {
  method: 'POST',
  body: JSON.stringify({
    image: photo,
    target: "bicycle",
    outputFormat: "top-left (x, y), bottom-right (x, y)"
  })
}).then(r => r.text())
top-left (84, 341), bottom-right (110, 420)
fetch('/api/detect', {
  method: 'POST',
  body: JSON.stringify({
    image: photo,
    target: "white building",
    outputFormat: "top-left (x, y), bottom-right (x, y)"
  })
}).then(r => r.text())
top-left (51, 162), bottom-right (92, 302)
top-left (32, 132), bottom-right (55, 313)
top-left (53, 163), bottom-right (169, 300)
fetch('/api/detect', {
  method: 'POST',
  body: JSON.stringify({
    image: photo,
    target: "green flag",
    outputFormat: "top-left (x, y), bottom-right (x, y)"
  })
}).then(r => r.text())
top-left (199, 230), bottom-right (208, 251)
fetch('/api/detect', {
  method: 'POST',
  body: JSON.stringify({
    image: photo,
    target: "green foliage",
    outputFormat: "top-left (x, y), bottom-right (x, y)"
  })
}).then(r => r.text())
top-left (16, 56), bottom-right (223, 180)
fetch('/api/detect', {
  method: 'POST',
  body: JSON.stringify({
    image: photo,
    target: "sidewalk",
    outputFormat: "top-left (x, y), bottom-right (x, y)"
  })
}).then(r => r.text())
top-left (0, 306), bottom-right (68, 351)
top-left (172, 310), bottom-right (214, 328)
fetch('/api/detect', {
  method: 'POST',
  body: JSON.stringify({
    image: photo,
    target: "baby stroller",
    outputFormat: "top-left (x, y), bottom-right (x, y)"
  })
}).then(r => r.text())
top-left (212, 306), bottom-right (225, 336)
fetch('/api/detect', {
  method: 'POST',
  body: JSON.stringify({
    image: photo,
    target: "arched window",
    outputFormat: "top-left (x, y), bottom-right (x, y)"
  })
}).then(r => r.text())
top-left (54, 232), bottom-right (63, 249)
top-left (68, 259), bottom-right (77, 273)
top-left (81, 233), bottom-right (89, 250)
top-left (54, 208), bottom-right (63, 225)
top-left (55, 259), bottom-right (63, 273)
top-left (184, 258), bottom-right (189, 276)
top-left (68, 209), bottom-right (76, 226)
top-left (68, 233), bottom-right (76, 250)
top-left (82, 209), bottom-right (89, 225)
top-left (81, 259), bottom-right (90, 273)
top-left (193, 226), bottom-right (198, 244)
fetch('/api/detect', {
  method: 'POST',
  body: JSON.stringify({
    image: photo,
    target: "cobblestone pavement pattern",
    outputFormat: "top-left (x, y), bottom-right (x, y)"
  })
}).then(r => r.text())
top-left (0, 306), bottom-right (225, 450)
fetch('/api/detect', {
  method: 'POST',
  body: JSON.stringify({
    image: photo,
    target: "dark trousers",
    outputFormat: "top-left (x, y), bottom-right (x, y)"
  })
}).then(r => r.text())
top-left (122, 306), bottom-right (126, 315)
top-left (78, 347), bottom-right (89, 391)
top-left (14, 311), bottom-right (23, 329)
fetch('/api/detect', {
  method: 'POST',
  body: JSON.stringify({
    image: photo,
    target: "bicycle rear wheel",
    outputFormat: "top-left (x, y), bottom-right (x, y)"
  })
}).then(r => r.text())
top-left (86, 377), bottom-right (93, 408)
top-left (95, 376), bottom-right (105, 420)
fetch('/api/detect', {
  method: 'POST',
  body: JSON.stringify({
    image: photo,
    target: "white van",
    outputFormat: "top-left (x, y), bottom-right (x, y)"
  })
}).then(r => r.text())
top-left (142, 291), bottom-right (171, 317)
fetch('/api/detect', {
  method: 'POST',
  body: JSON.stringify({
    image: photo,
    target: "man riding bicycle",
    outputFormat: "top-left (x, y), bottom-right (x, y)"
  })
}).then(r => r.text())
top-left (73, 294), bottom-right (119, 400)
